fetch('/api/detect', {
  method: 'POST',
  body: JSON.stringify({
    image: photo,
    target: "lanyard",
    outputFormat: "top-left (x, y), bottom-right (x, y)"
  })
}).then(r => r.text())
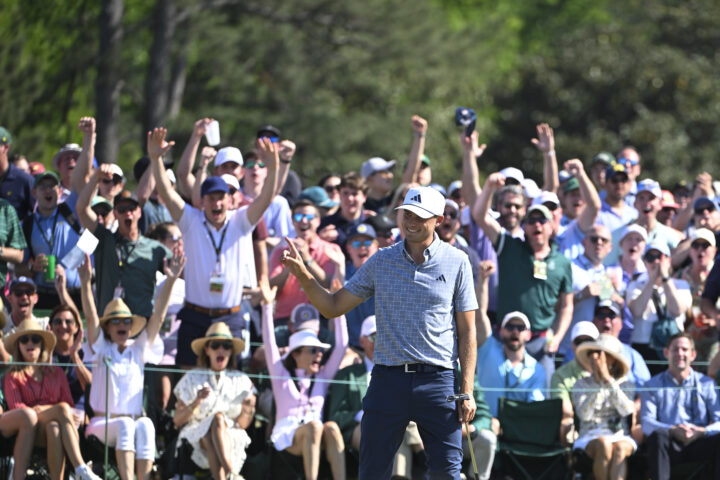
top-left (504, 362), bottom-right (525, 390)
top-left (116, 238), bottom-right (140, 269)
top-left (204, 221), bottom-right (229, 264)
top-left (34, 211), bottom-right (59, 252)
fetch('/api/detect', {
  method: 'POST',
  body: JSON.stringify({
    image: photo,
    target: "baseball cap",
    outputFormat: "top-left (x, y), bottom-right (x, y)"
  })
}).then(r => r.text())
top-left (366, 214), bottom-right (395, 236)
top-left (445, 199), bottom-right (460, 213)
top-left (361, 157), bottom-right (396, 179)
top-left (0, 127), bottom-right (11, 145)
top-left (114, 190), bottom-right (139, 207)
top-left (645, 241), bottom-right (671, 258)
top-left (395, 186), bottom-right (445, 219)
top-left (221, 174), bottom-right (240, 191)
top-left (691, 228), bottom-right (716, 247)
top-left (636, 179), bottom-right (661, 198)
top-left (500, 167), bottom-right (524, 185)
top-left (28, 162), bottom-right (46, 176)
top-left (605, 163), bottom-right (629, 179)
top-left (298, 186), bottom-right (339, 208)
top-left (91, 196), bottom-right (113, 215)
top-left (595, 299), bottom-right (621, 316)
top-left (257, 125), bottom-right (281, 139)
top-left (360, 315), bottom-right (377, 338)
top-left (525, 204), bottom-right (552, 221)
top-left (214, 147), bottom-right (243, 168)
top-left (694, 196), bottom-right (717, 212)
top-left (620, 224), bottom-right (648, 243)
top-left (290, 303), bottom-right (320, 333)
top-left (201, 176), bottom-right (230, 197)
top-left (563, 177), bottom-right (580, 193)
top-left (500, 311), bottom-right (531, 330)
top-left (660, 190), bottom-right (679, 210)
top-left (522, 178), bottom-right (541, 200)
top-left (571, 321), bottom-right (599, 342)
top-left (447, 180), bottom-right (462, 197)
top-left (52, 144), bottom-right (82, 169)
top-left (532, 191), bottom-right (560, 208)
top-left (346, 223), bottom-right (377, 243)
top-left (32, 171), bottom-right (60, 188)
top-left (10, 276), bottom-right (36, 293)
top-left (591, 151), bottom-right (615, 166)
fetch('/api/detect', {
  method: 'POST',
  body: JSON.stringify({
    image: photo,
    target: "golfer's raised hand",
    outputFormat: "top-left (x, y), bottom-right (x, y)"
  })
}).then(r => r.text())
top-left (280, 236), bottom-right (310, 278)
top-left (459, 394), bottom-right (477, 424)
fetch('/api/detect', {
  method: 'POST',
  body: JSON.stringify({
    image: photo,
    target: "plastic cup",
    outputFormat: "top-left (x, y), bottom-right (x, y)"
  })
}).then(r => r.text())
top-left (44, 255), bottom-right (56, 282)
top-left (205, 120), bottom-right (220, 146)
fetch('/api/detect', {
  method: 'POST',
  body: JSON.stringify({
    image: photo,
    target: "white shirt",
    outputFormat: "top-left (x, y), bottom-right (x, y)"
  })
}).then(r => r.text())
top-left (2, 314), bottom-right (49, 336)
top-left (179, 205), bottom-right (254, 308)
top-left (87, 330), bottom-right (163, 416)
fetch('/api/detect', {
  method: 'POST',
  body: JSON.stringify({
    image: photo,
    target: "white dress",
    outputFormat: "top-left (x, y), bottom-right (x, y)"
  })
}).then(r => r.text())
top-left (174, 369), bottom-right (254, 472)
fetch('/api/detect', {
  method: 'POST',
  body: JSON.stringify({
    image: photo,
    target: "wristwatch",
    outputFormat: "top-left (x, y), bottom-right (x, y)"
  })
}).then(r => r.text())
top-left (661, 276), bottom-right (670, 283)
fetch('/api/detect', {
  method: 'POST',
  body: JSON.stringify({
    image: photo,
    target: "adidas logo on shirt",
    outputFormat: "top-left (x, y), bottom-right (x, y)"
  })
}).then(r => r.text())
top-left (436, 274), bottom-right (446, 282)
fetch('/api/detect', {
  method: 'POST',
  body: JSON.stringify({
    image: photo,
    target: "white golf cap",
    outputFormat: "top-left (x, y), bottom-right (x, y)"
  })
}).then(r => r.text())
top-left (395, 186), bottom-right (445, 219)
top-left (361, 157), bottom-right (396, 179)
top-left (522, 178), bottom-right (541, 200)
top-left (221, 173), bottom-right (240, 191)
top-left (620, 224), bottom-right (648, 243)
top-left (571, 321), bottom-right (599, 342)
top-left (360, 315), bottom-right (377, 338)
top-left (500, 167), bottom-right (524, 184)
top-left (500, 311), bottom-right (531, 330)
top-left (532, 191), bottom-right (560, 207)
top-left (691, 228), bottom-right (716, 247)
top-left (214, 146), bottom-right (243, 167)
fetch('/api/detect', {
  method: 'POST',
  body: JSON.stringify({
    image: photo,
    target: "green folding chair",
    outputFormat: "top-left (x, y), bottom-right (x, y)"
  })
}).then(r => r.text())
top-left (496, 397), bottom-right (571, 480)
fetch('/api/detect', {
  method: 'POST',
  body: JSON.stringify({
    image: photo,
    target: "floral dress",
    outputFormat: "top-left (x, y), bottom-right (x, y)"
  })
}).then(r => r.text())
top-left (174, 369), bottom-right (254, 472)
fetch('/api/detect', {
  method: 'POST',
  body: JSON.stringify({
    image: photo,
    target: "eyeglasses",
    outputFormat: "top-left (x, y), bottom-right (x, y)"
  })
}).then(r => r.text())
top-left (293, 213), bottom-right (317, 223)
top-left (544, 202), bottom-right (559, 212)
top-left (503, 203), bottom-right (523, 210)
top-left (109, 317), bottom-right (133, 325)
top-left (324, 184), bottom-right (340, 194)
top-left (644, 251), bottom-right (662, 263)
top-left (208, 340), bottom-right (234, 350)
top-left (351, 240), bottom-right (373, 249)
top-left (595, 310), bottom-right (618, 320)
top-left (444, 210), bottom-right (458, 220)
top-left (695, 206), bottom-right (715, 215)
top-left (609, 176), bottom-right (629, 184)
top-left (589, 235), bottom-right (610, 245)
top-left (504, 323), bottom-right (527, 332)
top-left (115, 204), bottom-right (137, 214)
top-left (618, 157), bottom-right (639, 167)
top-left (19, 335), bottom-right (43, 345)
top-left (228, 187), bottom-right (238, 195)
top-left (525, 216), bottom-right (548, 225)
top-left (12, 288), bottom-right (34, 297)
top-left (51, 317), bottom-right (76, 327)
top-left (692, 242), bottom-right (712, 250)
top-left (245, 161), bottom-right (266, 169)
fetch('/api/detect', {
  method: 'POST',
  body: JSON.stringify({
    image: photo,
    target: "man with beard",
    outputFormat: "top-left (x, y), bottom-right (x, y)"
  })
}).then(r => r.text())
top-left (437, 198), bottom-right (480, 285)
top-left (641, 333), bottom-right (720, 480)
top-left (77, 164), bottom-right (171, 318)
top-left (476, 172), bottom-right (573, 379)
top-left (597, 163), bottom-right (638, 232)
top-left (477, 311), bottom-right (546, 420)
top-left (269, 199), bottom-right (344, 323)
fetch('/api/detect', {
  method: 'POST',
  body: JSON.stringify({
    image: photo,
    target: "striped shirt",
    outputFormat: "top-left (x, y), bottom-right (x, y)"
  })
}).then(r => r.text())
top-left (345, 233), bottom-right (477, 369)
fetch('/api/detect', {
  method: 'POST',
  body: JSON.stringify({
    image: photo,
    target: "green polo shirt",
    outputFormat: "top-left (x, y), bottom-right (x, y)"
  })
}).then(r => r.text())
top-left (495, 233), bottom-right (572, 332)
top-left (0, 198), bottom-right (27, 290)
top-left (550, 359), bottom-right (588, 404)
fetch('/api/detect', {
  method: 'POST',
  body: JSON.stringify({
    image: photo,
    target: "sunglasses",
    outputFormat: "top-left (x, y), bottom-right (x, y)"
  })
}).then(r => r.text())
top-left (444, 210), bottom-right (458, 220)
top-left (293, 213), bottom-right (317, 223)
top-left (101, 176), bottom-right (123, 185)
top-left (351, 239), bottom-right (373, 249)
top-left (228, 187), bottom-right (238, 195)
top-left (503, 203), bottom-right (524, 210)
top-left (618, 157), bottom-right (639, 166)
top-left (525, 216), bottom-right (548, 225)
top-left (115, 204), bottom-right (137, 214)
top-left (51, 317), bottom-right (76, 327)
top-left (245, 161), bottom-right (266, 169)
top-left (304, 346), bottom-right (324, 354)
top-left (19, 334), bottom-right (43, 345)
top-left (609, 176), bottom-right (629, 184)
top-left (695, 206), bottom-right (715, 215)
top-left (573, 337), bottom-right (594, 347)
top-left (109, 317), bottom-right (133, 325)
top-left (259, 135), bottom-right (279, 143)
top-left (644, 251), bottom-right (662, 263)
top-left (208, 340), bottom-right (234, 350)
top-left (589, 235), bottom-right (610, 245)
top-left (450, 190), bottom-right (462, 200)
top-left (504, 323), bottom-right (527, 333)
top-left (544, 202), bottom-right (559, 212)
top-left (324, 185), bottom-right (340, 194)
top-left (12, 288), bottom-right (35, 297)
top-left (692, 242), bottom-right (712, 250)
top-left (595, 310), bottom-right (618, 320)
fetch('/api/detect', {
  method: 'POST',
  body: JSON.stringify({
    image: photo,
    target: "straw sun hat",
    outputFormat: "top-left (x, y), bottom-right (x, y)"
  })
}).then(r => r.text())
top-left (576, 333), bottom-right (630, 379)
top-left (190, 322), bottom-right (245, 357)
top-left (3, 318), bottom-right (56, 353)
top-left (98, 298), bottom-right (147, 338)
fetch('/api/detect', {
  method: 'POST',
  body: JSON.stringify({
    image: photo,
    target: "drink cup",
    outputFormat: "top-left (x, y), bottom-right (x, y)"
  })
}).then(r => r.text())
top-left (44, 255), bottom-right (56, 282)
top-left (205, 120), bottom-right (220, 146)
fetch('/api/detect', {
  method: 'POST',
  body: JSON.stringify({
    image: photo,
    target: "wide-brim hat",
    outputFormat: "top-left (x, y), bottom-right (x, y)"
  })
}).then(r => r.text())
top-left (4, 318), bottom-right (56, 353)
top-left (98, 298), bottom-right (147, 338)
top-left (576, 333), bottom-right (630, 379)
top-left (190, 321), bottom-right (245, 356)
top-left (281, 330), bottom-right (331, 360)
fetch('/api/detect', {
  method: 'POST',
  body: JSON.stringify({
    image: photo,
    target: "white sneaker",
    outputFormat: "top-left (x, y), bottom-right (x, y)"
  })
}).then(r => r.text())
top-left (75, 467), bottom-right (102, 480)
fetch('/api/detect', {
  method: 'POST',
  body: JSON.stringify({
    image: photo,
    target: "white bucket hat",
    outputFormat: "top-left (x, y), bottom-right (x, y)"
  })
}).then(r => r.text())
top-left (281, 330), bottom-right (331, 360)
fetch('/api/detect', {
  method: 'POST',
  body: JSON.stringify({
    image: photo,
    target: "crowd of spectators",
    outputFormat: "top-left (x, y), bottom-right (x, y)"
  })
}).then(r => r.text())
top-left (0, 114), bottom-right (719, 480)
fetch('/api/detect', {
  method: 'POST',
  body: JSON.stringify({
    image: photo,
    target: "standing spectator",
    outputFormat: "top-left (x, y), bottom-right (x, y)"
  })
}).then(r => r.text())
top-left (132, 156), bottom-right (173, 234)
top-left (317, 172), bottom-right (368, 249)
top-left (361, 157), bottom-right (397, 214)
top-left (365, 214), bottom-right (397, 248)
top-left (588, 151), bottom-right (614, 198)
top-left (657, 190), bottom-right (680, 227)
top-left (475, 172), bottom-right (573, 377)
top-left (437, 199), bottom-right (480, 285)
top-left (76, 165), bottom-right (171, 318)
top-left (0, 126), bottom-right (34, 220)
top-left (52, 143), bottom-right (82, 205)
top-left (343, 223), bottom-right (378, 348)
top-left (616, 146), bottom-right (641, 205)
top-left (298, 186), bottom-right (339, 218)
top-left (318, 174), bottom-right (341, 216)
top-left (0, 196), bottom-right (27, 296)
top-left (148, 127), bottom-right (279, 366)
top-left (597, 164), bottom-right (637, 232)
top-left (641, 333), bottom-right (720, 480)
top-left (572, 334), bottom-right (636, 480)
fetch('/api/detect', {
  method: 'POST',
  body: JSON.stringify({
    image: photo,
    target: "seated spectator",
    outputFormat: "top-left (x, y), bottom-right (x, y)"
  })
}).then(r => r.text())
top-left (49, 304), bottom-right (91, 410)
top-left (173, 322), bottom-right (256, 480)
top-left (550, 321), bottom-right (599, 446)
top-left (0, 398), bottom-right (37, 480)
top-left (641, 333), bottom-right (720, 480)
top-left (572, 334), bottom-right (636, 480)
top-left (327, 316), bottom-right (426, 480)
top-left (0, 277), bottom-right (49, 362)
top-left (261, 289), bottom-right (348, 480)
top-left (627, 242), bottom-right (691, 371)
top-left (80, 252), bottom-right (183, 480)
top-left (3, 319), bottom-right (100, 480)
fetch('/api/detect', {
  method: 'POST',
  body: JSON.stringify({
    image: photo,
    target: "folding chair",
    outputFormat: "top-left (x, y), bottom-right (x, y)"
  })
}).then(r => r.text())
top-left (495, 397), bottom-right (571, 480)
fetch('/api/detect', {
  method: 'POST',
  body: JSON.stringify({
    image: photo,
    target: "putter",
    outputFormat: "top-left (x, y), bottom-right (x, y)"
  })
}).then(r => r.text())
top-left (447, 393), bottom-right (480, 480)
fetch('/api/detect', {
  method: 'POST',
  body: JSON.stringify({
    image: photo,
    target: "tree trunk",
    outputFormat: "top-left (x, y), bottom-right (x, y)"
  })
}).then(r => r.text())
top-left (95, 0), bottom-right (124, 165)
top-left (143, 0), bottom-right (176, 135)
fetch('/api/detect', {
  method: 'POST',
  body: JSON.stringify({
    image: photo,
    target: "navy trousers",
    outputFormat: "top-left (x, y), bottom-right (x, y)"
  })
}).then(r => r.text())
top-left (359, 365), bottom-right (462, 480)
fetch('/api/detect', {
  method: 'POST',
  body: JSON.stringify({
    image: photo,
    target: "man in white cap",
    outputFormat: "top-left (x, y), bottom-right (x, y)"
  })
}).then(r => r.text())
top-left (281, 185), bottom-right (478, 479)
top-left (361, 157), bottom-right (397, 214)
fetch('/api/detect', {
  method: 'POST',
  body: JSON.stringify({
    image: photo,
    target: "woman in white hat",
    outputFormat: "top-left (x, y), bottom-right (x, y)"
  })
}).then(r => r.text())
top-left (3, 318), bottom-right (100, 480)
top-left (262, 287), bottom-right (348, 480)
top-left (572, 334), bottom-right (636, 480)
top-left (172, 322), bottom-right (255, 480)
top-left (79, 253), bottom-right (184, 480)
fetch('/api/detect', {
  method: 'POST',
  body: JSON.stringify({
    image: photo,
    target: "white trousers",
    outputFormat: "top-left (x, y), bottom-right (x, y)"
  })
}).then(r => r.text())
top-left (85, 416), bottom-right (155, 460)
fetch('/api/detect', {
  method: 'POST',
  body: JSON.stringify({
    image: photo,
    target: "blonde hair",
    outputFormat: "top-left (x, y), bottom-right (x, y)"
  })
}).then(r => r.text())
top-left (8, 336), bottom-right (52, 376)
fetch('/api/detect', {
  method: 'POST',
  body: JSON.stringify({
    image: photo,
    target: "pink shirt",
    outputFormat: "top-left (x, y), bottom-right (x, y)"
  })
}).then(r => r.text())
top-left (262, 304), bottom-right (348, 422)
top-left (269, 236), bottom-right (342, 318)
top-left (4, 366), bottom-right (74, 409)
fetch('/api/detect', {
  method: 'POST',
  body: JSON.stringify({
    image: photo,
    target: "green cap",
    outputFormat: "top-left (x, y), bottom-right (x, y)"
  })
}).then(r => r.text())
top-left (592, 151), bottom-right (614, 166)
top-left (0, 127), bottom-right (11, 145)
top-left (421, 155), bottom-right (431, 166)
top-left (32, 171), bottom-right (60, 188)
top-left (91, 196), bottom-right (113, 214)
top-left (563, 177), bottom-right (580, 193)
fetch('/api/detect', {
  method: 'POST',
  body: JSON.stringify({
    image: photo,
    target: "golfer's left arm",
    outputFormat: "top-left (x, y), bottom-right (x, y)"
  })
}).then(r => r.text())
top-left (456, 309), bottom-right (477, 423)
